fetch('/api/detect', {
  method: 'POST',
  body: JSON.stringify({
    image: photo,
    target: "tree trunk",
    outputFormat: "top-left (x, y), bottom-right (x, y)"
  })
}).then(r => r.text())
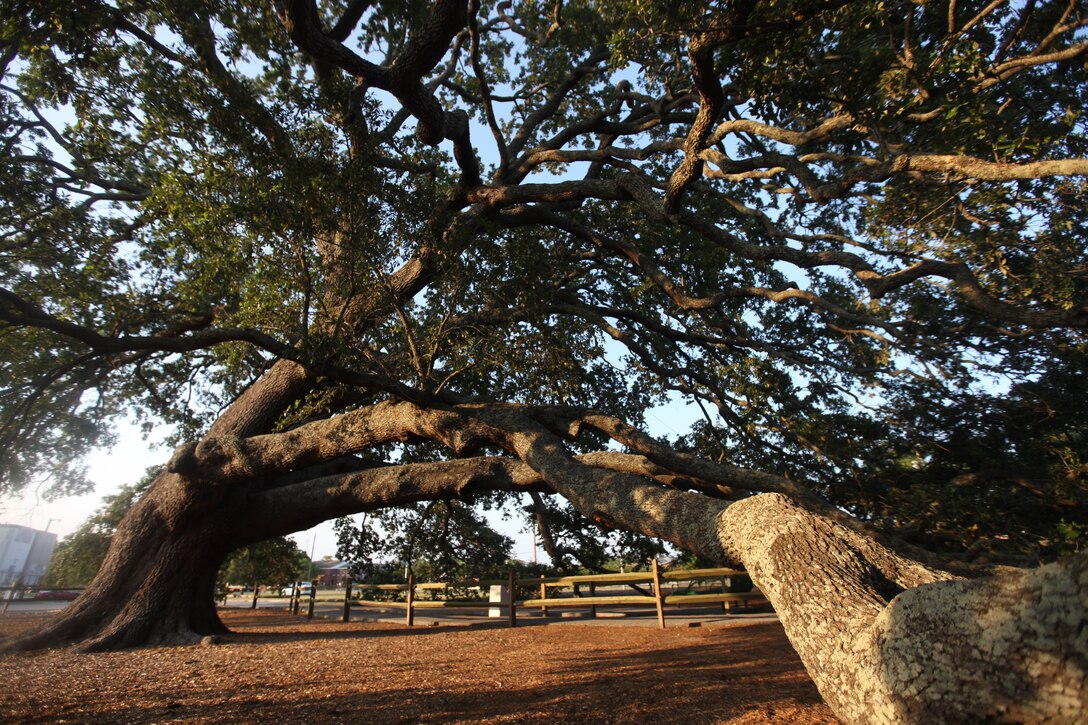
top-left (717, 493), bottom-right (1088, 723)
top-left (4, 471), bottom-right (237, 651)
top-left (2, 357), bottom-right (321, 652)
top-left (4, 252), bottom-right (444, 651)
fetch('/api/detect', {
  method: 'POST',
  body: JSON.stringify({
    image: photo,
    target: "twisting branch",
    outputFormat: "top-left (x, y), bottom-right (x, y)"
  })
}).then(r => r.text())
top-left (467, 0), bottom-right (509, 176)
top-left (664, 18), bottom-right (739, 214)
top-left (277, 0), bottom-right (481, 185)
top-left (182, 14), bottom-right (295, 159)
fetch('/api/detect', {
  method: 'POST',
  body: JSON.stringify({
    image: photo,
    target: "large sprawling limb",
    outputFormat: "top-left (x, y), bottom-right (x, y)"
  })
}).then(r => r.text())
top-left (243, 398), bottom-right (1080, 721)
top-left (2, 454), bottom-right (548, 652)
top-left (413, 401), bottom-right (1085, 721)
top-left (719, 494), bottom-right (1088, 722)
top-left (276, 0), bottom-right (482, 185)
top-left (221, 399), bottom-right (1088, 721)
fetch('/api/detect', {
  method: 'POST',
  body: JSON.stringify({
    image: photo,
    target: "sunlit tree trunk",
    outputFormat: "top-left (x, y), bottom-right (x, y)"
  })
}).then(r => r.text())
top-left (714, 494), bottom-right (1087, 723)
top-left (8, 472), bottom-right (232, 651)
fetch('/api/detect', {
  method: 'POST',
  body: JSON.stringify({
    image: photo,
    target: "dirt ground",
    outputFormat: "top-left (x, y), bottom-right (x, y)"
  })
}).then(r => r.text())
top-left (0, 609), bottom-right (835, 724)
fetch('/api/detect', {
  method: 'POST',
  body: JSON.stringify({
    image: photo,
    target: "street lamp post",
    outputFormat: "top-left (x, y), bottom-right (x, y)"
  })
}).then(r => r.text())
top-left (306, 532), bottom-right (316, 581)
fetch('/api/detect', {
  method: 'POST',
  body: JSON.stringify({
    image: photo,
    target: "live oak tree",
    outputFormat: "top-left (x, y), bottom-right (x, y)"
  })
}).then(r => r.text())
top-left (1, 1), bottom-right (1086, 722)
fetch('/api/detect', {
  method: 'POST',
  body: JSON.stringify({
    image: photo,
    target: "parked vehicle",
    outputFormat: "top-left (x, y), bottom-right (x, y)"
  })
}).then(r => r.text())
top-left (280, 582), bottom-right (313, 597)
top-left (32, 590), bottom-right (81, 601)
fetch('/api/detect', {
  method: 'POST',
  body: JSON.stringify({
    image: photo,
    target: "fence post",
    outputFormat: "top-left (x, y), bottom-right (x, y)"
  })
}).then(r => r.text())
top-left (589, 581), bottom-right (597, 619)
top-left (342, 579), bottom-right (353, 623)
top-left (539, 575), bottom-right (548, 617)
top-left (652, 559), bottom-right (666, 629)
top-left (306, 580), bottom-right (317, 619)
top-left (251, 583), bottom-right (259, 610)
top-left (508, 569), bottom-right (517, 627)
top-left (1, 580), bottom-right (17, 615)
top-left (405, 574), bottom-right (415, 627)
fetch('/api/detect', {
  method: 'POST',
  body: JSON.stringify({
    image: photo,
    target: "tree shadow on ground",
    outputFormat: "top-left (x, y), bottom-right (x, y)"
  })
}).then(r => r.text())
top-left (0, 612), bottom-right (835, 724)
top-left (222, 611), bottom-right (552, 646)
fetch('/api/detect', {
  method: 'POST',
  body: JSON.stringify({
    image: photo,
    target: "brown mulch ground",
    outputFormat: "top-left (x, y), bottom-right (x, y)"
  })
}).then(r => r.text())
top-left (0, 609), bottom-right (835, 724)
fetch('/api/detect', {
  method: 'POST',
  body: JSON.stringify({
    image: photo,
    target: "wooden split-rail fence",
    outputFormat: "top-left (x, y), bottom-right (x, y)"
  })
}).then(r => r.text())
top-left (282, 562), bottom-right (760, 629)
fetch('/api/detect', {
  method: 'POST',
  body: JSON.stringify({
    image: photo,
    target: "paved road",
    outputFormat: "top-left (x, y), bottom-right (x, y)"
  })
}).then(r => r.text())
top-left (1, 599), bottom-right (73, 614)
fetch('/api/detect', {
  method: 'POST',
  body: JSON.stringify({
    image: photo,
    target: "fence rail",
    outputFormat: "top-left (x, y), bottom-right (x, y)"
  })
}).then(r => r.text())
top-left (3, 566), bottom-right (758, 631)
top-left (286, 564), bottom-right (760, 629)
top-left (1, 585), bottom-right (87, 614)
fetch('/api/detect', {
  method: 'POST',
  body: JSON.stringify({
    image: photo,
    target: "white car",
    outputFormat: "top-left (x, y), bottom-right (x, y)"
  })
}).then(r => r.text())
top-left (281, 582), bottom-right (313, 597)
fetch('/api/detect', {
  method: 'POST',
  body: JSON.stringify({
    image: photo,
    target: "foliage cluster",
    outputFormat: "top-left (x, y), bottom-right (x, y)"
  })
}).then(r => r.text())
top-left (42, 468), bottom-right (157, 587)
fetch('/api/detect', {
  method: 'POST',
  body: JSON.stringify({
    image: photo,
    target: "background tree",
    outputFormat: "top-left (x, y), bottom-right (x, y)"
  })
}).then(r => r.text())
top-left (336, 498), bottom-right (513, 581)
top-left (1, 1), bottom-right (1086, 721)
top-left (333, 514), bottom-right (387, 582)
top-left (218, 536), bottom-right (310, 591)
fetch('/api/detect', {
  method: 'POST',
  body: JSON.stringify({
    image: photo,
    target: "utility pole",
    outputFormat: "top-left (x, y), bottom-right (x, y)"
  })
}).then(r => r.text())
top-left (306, 532), bottom-right (317, 580)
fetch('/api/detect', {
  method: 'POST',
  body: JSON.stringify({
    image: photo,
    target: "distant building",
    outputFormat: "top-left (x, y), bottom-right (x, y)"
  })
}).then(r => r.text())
top-left (315, 560), bottom-right (352, 587)
top-left (0, 524), bottom-right (58, 586)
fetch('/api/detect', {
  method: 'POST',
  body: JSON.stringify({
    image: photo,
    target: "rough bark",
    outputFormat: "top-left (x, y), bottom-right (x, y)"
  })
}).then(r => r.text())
top-left (207, 360), bottom-right (315, 439)
top-left (716, 493), bottom-right (1087, 723)
top-left (5, 472), bottom-right (234, 651)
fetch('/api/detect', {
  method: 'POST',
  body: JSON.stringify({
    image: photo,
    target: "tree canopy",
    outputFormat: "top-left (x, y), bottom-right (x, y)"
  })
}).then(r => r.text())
top-left (2, 0), bottom-right (1085, 560)
top-left (1, 1), bottom-right (1087, 720)
top-left (219, 535), bottom-right (310, 588)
